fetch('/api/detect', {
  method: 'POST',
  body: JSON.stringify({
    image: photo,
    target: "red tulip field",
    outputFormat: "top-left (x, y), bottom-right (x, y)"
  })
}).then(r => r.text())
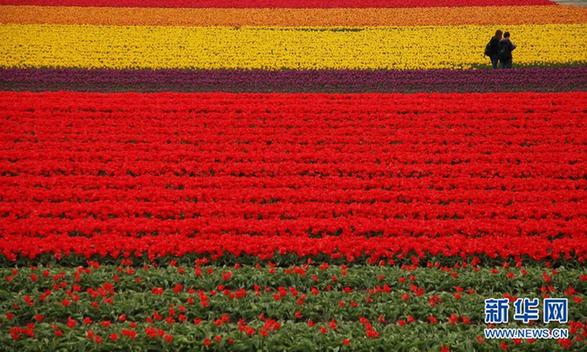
top-left (0, 1), bottom-right (585, 351)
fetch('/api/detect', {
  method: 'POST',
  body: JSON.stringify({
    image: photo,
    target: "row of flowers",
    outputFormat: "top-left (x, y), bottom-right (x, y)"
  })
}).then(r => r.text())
top-left (3, 200), bottom-right (583, 220)
top-left (3, 175), bottom-right (581, 192)
top-left (1, 234), bottom-right (585, 263)
top-left (0, 0), bottom-right (557, 9)
top-left (3, 6), bottom-right (586, 28)
top-left (1, 262), bottom-right (584, 351)
top-left (0, 91), bottom-right (584, 260)
top-left (2, 24), bottom-right (585, 70)
top-left (1, 218), bottom-right (584, 239)
top-left (3, 175), bottom-right (580, 192)
top-left (3, 161), bottom-right (582, 178)
top-left (3, 67), bottom-right (586, 93)
top-left (3, 144), bottom-right (579, 155)
top-left (2, 151), bottom-right (581, 164)
top-left (2, 90), bottom-right (581, 106)
top-left (5, 320), bottom-right (582, 351)
top-left (5, 141), bottom-right (574, 151)
top-left (3, 262), bottom-right (584, 298)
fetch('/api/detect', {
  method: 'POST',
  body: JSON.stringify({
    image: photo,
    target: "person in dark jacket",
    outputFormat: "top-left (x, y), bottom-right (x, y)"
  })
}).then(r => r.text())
top-left (498, 32), bottom-right (516, 69)
top-left (485, 30), bottom-right (502, 69)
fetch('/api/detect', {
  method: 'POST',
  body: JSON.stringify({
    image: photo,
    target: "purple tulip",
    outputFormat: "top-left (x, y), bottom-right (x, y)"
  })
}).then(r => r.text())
top-left (0, 67), bottom-right (585, 92)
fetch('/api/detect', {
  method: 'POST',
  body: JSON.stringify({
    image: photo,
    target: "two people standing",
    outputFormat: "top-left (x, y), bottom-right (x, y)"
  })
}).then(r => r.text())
top-left (485, 30), bottom-right (516, 69)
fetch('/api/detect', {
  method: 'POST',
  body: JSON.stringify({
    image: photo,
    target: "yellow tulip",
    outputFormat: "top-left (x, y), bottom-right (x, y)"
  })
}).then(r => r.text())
top-left (0, 24), bottom-right (585, 70)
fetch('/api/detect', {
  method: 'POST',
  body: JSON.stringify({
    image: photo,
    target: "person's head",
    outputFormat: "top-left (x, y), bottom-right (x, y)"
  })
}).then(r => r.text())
top-left (495, 30), bottom-right (503, 40)
top-left (503, 32), bottom-right (510, 39)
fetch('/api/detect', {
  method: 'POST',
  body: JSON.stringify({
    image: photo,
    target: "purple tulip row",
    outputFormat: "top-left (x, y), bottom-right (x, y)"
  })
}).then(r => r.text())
top-left (1, 67), bottom-right (585, 92)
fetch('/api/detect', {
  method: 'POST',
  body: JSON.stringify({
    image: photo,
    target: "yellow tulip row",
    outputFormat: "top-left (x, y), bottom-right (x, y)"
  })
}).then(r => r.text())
top-left (1, 24), bottom-right (585, 70)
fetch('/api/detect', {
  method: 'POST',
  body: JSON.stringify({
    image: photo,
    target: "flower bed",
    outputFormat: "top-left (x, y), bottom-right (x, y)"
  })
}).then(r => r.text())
top-left (2, 24), bottom-right (586, 70)
top-left (1, 91), bottom-right (585, 265)
top-left (0, 0), bottom-right (558, 9)
top-left (2, 67), bottom-right (586, 92)
top-left (1, 263), bottom-right (585, 351)
top-left (0, 0), bottom-right (585, 351)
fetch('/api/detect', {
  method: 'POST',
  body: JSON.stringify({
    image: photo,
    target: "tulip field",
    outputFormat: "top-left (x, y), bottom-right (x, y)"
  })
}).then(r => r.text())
top-left (0, 1), bottom-right (586, 351)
